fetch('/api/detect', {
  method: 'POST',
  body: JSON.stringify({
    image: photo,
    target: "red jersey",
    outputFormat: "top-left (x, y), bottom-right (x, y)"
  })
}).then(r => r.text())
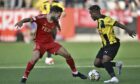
top-left (32, 14), bottom-right (56, 43)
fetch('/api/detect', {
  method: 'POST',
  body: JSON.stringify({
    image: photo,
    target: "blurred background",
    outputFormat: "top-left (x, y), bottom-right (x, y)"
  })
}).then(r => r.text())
top-left (0, 0), bottom-right (140, 42)
top-left (0, 0), bottom-right (140, 84)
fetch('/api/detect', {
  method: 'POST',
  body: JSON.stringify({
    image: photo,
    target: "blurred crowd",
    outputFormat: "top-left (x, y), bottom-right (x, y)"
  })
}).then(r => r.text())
top-left (0, 0), bottom-right (140, 16)
top-left (0, 0), bottom-right (139, 10)
top-left (0, 0), bottom-right (139, 42)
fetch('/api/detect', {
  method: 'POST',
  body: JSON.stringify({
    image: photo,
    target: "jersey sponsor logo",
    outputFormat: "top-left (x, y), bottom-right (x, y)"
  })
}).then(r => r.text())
top-left (42, 24), bottom-right (51, 32)
top-left (42, 26), bottom-right (51, 32)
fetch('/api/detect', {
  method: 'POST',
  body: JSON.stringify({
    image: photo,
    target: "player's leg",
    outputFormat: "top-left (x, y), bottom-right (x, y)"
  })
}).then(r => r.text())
top-left (94, 58), bottom-right (104, 68)
top-left (102, 43), bottom-right (120, 83)
top-left (94, 58), bottom-right (122, 75)
top-left (102, 55), bottom-right (116, 78)
top-left (94, 48), bottom-right (116, 68)
top-left (45, 28), bottom-right (57, 65)
top-left (102, 55), bottom-right (119, 83)
top-left (116, 61), bottom-right (123, 75)
top-left (94, 58), bottom-right (117, 68)
top-left (94, 47), bottom-right (116, 83)
top-left (20, 50), bottom-right (41, 84)
top-left (55, 46), bottom-right (87, 79)
top-left (94, 56), bottom-right (119, 83)
top-left (94, 48), bottom-right (104, 68)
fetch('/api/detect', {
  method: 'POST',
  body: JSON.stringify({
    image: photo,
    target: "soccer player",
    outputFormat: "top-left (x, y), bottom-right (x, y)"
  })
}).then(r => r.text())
top-left (15, 6), bottom-right (87, 84)
top-left (89, 5), bottom-right (136, 83)
top-left (40, 0), bottom-right (65, 65)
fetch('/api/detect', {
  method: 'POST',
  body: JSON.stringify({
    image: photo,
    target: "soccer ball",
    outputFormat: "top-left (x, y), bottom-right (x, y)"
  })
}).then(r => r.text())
top-left (88, 69), bottom-right (100, 81)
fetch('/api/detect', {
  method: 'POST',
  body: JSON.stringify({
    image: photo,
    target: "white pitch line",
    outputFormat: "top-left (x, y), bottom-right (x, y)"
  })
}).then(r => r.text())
top-left (0, 65), bottom-right (140, 69)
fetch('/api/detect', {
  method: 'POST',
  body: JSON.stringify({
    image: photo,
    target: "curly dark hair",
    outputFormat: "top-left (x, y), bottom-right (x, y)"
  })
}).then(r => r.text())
top-left (89, 5), bottom-right (101, 11)
top-left (50, 6), bottom-right (63, 13)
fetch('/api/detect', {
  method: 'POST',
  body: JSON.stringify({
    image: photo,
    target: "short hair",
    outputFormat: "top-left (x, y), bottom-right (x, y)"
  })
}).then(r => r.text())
top-left (89, 5), bottom-right (101, 11)
top-left (50, 6), bottom-right (63, 13)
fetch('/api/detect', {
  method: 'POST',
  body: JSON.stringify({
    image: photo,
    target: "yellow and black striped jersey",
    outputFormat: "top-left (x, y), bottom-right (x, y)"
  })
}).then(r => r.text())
top-left (97, 15), bottom-right (119, 46)
top-left (40, 1), bottom-right (65, 14)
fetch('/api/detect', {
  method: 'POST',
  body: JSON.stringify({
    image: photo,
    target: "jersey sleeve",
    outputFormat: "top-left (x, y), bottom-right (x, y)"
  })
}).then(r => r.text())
top-left (106, 17), bottom-right (116, 26)
top-left (31, 16), bottom-right (37, 22)
top-left (31, 14), bottom-right (45, 22)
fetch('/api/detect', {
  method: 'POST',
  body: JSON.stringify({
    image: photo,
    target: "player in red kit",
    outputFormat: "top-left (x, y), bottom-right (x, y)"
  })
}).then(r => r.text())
top-left (15, 6), bottom-right (87, 84)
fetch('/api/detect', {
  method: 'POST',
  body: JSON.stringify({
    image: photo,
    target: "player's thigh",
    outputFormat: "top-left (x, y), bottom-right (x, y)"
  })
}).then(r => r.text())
top-left (96, 48), bottom-right (104, 59)
top-left (30, 50), bottom-right (41, 63)
top-left (102, 55), bottom-right (112, 63)
top-left (94, 58), bottom-right (102, 66)
top-left (103, 43), bottom-right (120, 61)
top-left (94, 48), bottom-right (104, 66)
top-left (56, 46), bottom-right (71, 58)
top-left (34, 42), bottom-right (46, 57)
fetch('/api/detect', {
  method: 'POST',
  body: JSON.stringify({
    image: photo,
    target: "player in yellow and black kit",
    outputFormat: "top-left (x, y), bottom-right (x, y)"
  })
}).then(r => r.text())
top-left (40, 0), bottom-right (65, 14)
top-left (89, 5), bottom-right (136, 83)
top-left (40, 0), bottom-right (65, 65)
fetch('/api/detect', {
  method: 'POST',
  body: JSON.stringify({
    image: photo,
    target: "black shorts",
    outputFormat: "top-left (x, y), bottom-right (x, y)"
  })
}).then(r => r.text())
top-left (96, 42), bottom-right (120, 60)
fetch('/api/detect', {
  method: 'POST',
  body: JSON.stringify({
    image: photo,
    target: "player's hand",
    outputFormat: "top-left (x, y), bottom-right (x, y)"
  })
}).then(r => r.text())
top-left (127, 29), bottom-right (136, 38)
top-left (15, 22), bottom-right (23, 29)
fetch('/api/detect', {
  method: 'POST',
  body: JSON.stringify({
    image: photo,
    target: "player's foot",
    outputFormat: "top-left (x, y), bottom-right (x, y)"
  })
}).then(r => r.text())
top-left (104, 77), bottom-right (119, 84)
top-left (20, 77), bottom-right (27, 84)
top-left (72, 72), bottom-right (87, 79)
top-left (45, 57), bottom-right (54, 65)
top-left (116, 61), bottom-right (123, 75)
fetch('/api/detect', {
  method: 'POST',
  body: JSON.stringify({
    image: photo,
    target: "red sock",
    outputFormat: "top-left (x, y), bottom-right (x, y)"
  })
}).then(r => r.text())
top-left (66, 58), bottom-right (77, 72)
top-left (23, 61), bottom-right (34, 78)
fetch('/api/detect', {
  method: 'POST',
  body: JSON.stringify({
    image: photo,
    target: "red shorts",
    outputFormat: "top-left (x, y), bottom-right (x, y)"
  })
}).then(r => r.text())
top-left (34, 41), bottom-right (61, 57)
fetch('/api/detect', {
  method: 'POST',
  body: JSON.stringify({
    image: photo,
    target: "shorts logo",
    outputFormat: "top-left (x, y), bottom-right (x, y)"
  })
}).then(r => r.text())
top-left (104, 51), bottom-right (108, 54)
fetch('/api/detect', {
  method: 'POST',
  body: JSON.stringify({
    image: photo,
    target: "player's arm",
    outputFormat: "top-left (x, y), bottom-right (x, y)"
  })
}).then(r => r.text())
top-left (55, 20), bottom-right (61, 31)
top-left (114, 21), bottom-right (136, 38)
top-left (15, 18), bottom-right (33, 29)
top-left (51, 27), bottom-right (57, 38)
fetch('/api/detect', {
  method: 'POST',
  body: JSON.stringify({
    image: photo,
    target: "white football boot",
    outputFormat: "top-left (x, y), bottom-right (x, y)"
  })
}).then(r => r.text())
top-left (116, 61), bottom-right (123, 75)
top-left (45, 57), bottom-right (54, 65)
top-left (104, 77), bottom-right (119, 84)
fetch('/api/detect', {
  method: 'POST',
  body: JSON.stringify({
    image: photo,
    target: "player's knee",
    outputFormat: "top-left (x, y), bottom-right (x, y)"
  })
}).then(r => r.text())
top-left (102, 56), bottom-right (112, 63)
top-left (29, 57), bottom-right (40, 64)
top-left (94, 62), bottom-right (101, 68)
top-left (102, 61), bottom-right (111, 67)
top-left (102, 59), bottom-right (109, 63)
top-left (64, 53), bottom-right (72, 59)
top-left (29, 60), bottom-right (35, 64)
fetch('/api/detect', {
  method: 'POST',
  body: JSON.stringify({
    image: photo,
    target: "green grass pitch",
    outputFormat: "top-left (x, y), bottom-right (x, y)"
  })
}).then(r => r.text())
top-left (0, 41), bottom-right (140, 84)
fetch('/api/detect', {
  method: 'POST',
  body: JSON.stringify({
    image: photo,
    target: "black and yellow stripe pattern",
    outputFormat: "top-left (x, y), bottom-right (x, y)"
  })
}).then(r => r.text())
top-left (40, 1), bottom-right (64, 14)
top-left (97, 16), bottom-right (119, 46)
